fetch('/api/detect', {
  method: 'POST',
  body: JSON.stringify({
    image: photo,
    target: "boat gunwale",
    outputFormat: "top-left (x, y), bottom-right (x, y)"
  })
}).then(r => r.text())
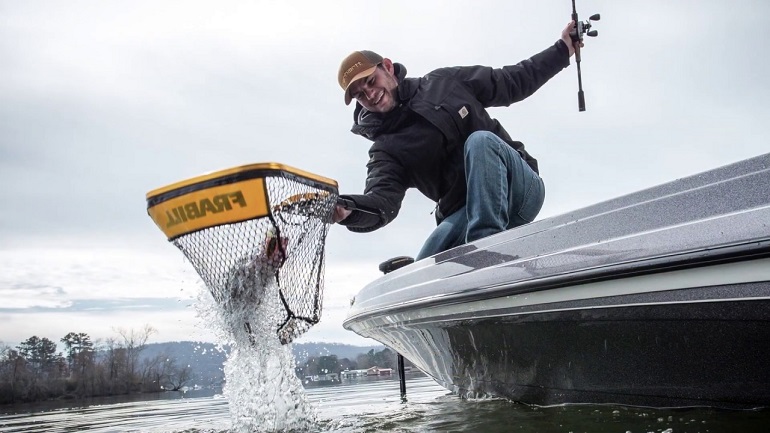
top-left (343, 240), bottom-right (770, 328)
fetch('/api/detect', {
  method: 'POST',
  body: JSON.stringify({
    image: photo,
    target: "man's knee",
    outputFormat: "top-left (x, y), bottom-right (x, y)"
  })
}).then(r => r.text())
top-left (467, 130), bottom-right (497, 142)
top-left (465, 131), bottom-right (501, 156)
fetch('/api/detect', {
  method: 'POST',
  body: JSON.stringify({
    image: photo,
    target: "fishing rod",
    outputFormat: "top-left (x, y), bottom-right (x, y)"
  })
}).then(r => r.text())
top-left (570, 0), bottom-right (600, 111)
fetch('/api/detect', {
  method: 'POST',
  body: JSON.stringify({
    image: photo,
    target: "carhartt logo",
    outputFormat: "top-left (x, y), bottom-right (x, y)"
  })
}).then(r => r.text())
top-left (165, 191), bottom-right (247, 228)
top-left (342, 61), bottom-right (364, 86)
top-left (458, 106), bottom-right (469, 119)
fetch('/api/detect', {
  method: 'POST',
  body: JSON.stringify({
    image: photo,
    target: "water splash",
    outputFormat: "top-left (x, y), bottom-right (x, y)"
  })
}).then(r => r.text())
top-left (194, 260), bottom-right (317, 432)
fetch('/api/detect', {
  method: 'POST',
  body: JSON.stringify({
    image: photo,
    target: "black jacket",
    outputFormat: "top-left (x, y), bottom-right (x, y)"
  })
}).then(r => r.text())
top-left (340, 40), bottom-right (570, 233)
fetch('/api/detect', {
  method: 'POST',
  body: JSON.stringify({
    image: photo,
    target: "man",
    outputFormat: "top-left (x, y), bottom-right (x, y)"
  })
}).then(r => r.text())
top-left (334, 22), bottom-right (582, 260)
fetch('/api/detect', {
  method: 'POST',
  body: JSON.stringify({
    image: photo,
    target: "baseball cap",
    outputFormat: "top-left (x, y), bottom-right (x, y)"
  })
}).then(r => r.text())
top-left (338, 50), bottom-right (383, 105)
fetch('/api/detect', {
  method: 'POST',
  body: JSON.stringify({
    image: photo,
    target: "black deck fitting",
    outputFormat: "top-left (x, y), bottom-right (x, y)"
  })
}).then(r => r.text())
top-left (379, 255), bottom-right (415, 401)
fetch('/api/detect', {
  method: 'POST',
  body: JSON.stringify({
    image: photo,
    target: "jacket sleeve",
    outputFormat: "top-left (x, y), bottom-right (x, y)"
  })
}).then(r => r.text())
top-left (444, 40), bottom-right (570, 107)
top-left (338, 146), bottom-right (408, 233)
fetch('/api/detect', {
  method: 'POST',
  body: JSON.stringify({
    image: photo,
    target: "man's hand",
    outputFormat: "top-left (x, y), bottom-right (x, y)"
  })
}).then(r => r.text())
top-left (561, 21), bottom-right (584, 57)
top-left (333, 204), bottom-right (352, 223)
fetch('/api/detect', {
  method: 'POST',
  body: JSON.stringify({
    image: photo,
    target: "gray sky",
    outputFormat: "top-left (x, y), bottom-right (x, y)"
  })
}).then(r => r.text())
top-left (1, 0), bottom-right (768, 348)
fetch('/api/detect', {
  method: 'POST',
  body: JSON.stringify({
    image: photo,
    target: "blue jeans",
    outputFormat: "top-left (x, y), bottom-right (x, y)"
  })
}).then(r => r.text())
top-left (416, 131), bottom-right (545, 260)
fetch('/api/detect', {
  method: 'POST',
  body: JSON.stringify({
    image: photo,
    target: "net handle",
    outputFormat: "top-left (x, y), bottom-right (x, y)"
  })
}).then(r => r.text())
top-left (271, 193), bottom-right (380, 218)
top-left (336, 197), bottom-right (380, 216)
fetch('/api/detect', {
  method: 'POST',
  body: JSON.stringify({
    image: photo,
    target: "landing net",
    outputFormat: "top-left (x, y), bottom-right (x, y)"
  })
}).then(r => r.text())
top-left (146, 163), bottom-right (338, 344)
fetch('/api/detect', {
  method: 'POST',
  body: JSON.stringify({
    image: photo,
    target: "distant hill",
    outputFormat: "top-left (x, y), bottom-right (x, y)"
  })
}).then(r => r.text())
top-left (290, 342), bottom-right (384, 363)
top-left (140, 341), bottom-right (384, 387)
top-left (141, 341), bottom-right (228, 387)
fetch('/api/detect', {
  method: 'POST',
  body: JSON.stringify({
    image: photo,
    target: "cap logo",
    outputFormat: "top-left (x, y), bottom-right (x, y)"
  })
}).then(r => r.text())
top-left (342, 61), bottom-right (364, 87)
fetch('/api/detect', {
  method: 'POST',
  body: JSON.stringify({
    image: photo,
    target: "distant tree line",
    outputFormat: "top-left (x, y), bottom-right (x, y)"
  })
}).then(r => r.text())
top-left (2, 329), bottom-right (414, 404)
top-left (297, 347), bottom-right (414, 377)
top-left (0, 325), bottom-right (192, 405)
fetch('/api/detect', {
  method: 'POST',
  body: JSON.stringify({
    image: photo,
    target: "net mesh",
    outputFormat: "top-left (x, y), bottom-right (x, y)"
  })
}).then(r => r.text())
top-left (171, 174), bottom-right (337, 344)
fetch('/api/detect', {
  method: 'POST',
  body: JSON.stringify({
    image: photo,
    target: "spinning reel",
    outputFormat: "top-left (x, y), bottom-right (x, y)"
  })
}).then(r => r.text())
top-left (570, 1), bottom-right (600, 111)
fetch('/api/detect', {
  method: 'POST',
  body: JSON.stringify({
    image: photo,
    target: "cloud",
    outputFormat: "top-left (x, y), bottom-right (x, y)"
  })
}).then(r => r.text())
top-left (0, 307), bottom-right (211, 348)
top-left (0, 242), bottom-right (386, 346)
top-left (0, 284), bottom-right (70, 309)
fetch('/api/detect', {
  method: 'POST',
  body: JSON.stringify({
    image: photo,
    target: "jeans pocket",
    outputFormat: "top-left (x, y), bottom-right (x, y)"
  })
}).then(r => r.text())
top-left (516, 177), bottom-right (545, 223)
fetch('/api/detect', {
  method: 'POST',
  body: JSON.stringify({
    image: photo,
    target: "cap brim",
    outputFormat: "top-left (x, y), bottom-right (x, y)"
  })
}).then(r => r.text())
top-left (343, 65), bottom-right (377, 105)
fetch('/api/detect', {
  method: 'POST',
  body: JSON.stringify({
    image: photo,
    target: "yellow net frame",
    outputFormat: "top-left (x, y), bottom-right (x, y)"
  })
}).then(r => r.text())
top-left (147, 163), bottom-right (338, 344)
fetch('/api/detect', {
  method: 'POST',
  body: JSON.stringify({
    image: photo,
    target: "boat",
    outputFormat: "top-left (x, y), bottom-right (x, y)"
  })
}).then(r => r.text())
top-left (342, 153), bottom-right (770, 409)
top-left (303, 373), bottom-right (341, 387)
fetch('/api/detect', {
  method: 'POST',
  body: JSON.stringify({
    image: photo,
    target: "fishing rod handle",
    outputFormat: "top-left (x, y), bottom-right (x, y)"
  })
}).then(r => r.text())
top-left (336, 197), bottom-right (380, 215)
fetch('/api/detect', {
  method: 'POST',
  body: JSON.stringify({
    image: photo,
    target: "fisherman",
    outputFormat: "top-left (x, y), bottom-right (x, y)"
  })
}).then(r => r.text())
top-left (333, 22), bottom-right (583, 259)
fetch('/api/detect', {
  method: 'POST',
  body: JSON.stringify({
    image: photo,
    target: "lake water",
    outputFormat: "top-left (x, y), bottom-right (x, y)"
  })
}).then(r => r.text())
top-left (1, 374), bottom-right (768, 433)
top-left (5, 281), bottom-right (766, 432)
